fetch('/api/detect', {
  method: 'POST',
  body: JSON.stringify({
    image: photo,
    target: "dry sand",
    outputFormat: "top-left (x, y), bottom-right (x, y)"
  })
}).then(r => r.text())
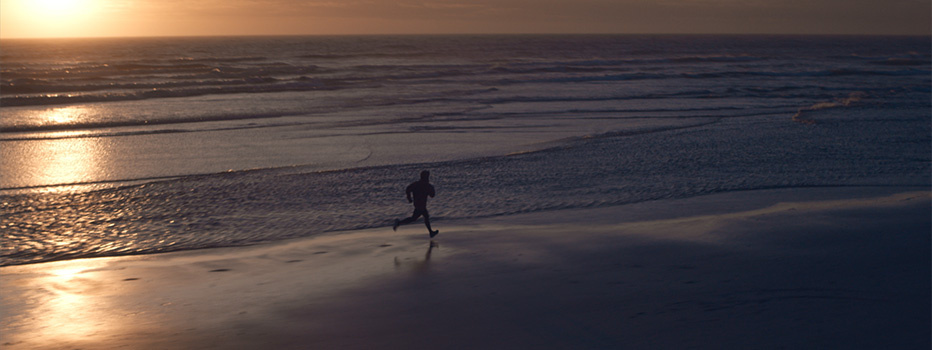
top-left (1, 187), bottom-right (929, 349)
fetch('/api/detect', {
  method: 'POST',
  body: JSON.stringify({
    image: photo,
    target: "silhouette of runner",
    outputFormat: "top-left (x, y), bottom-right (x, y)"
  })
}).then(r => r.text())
top-left (393, 170), bottom-right (439, 238)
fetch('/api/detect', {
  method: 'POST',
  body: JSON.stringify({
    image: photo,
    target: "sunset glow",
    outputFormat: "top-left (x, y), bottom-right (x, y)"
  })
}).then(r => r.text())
top-left (32, 0), bottom-right (90, 15)
top-left (0, 0), bottom-right (929, 38)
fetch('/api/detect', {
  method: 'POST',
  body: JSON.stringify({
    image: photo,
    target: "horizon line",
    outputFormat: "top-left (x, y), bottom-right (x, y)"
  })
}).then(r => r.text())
top-left (3, 32), bottom-right (931, 40)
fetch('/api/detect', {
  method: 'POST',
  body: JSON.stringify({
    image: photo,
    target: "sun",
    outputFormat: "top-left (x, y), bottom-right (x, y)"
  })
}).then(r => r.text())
top-left (1, 0), bottom-right (105, 38)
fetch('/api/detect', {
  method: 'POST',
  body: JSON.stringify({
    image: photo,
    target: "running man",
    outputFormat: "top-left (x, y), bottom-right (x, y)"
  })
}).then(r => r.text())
top-left (393, 170), bottom-right (439, 238)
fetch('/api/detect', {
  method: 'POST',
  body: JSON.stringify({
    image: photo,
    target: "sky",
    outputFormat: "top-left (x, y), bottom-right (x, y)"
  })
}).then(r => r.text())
top-left (1, 0), bottom-right (930, 39)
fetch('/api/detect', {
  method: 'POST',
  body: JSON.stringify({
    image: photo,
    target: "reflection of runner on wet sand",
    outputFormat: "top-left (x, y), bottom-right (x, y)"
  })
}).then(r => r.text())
top-left (394, 241), bottom-right (438, 274)
top-left (392, 170), bottom-right (439, 238)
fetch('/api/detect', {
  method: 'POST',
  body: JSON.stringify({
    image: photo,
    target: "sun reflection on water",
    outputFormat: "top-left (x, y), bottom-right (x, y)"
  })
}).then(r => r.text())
top-left (35, 105), bottom-right (94, 127)
top-left (2, 106), bottom-right (111, 191)
top-left (37, 137), bottom-right (104, 186)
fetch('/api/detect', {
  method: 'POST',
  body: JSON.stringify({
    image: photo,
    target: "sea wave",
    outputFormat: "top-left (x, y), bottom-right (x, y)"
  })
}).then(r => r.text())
top-left (0, 111), bottom-right (297, 133)
top-left (3, 52), bottom-right (928, 107)
top-left (0, 79), bottom-right (338, 107)
top-left (792, 92), bottom-right (868, 124)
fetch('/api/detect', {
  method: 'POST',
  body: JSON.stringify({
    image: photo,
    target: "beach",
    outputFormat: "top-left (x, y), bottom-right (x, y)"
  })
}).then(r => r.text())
top-left (2, 187), bottom-right (928, 349)
top-left (1, 34), bottom-right (929, 349)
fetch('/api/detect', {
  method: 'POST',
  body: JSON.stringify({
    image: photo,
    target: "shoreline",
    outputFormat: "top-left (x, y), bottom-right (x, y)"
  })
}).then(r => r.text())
top-left (2, 186), bottom-right (929, 349)
top-left (3, 185), bottom-right (924, 268)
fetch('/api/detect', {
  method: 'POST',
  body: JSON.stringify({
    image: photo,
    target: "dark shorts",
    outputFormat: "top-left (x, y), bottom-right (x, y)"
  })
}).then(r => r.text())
top-left (411, 208), bottom-right (430, 219)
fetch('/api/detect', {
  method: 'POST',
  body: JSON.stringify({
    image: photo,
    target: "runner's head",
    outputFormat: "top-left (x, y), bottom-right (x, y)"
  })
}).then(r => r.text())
top-left (420, 170), bottom-right (430, 181)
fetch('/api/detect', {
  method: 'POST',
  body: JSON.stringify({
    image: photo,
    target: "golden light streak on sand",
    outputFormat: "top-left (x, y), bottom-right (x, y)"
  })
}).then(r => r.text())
top-left (12, 259), bottom-right (119, 346)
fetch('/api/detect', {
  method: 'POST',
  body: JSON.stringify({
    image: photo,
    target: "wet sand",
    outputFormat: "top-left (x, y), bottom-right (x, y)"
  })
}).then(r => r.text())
top-left (1, 187), bottom-right (929, 349)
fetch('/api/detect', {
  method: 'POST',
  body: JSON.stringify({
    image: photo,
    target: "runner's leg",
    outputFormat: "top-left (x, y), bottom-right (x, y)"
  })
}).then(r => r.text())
top-left (423, 211), bottom-right (434, 232)
top-left (398, 209), bottom-right (422, 225)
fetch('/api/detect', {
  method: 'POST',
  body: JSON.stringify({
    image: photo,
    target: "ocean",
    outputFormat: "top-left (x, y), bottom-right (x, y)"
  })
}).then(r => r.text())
top-left (1, 35), bottom-right (929, 266)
